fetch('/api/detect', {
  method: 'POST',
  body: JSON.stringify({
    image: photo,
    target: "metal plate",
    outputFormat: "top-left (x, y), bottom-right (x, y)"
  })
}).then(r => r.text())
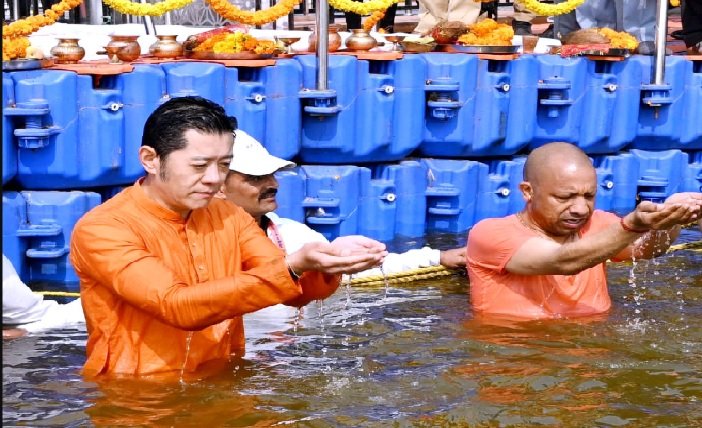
top-left (399, 41), bottom-right (437, 53)
top-left (581, 48), bottom-right (632, 57)
top-left (188, 51), bottom-right (275, 60)
top-left (442, 44), bottom-right (519, 54)
top-left (2, 59), bottom-right (42, 71)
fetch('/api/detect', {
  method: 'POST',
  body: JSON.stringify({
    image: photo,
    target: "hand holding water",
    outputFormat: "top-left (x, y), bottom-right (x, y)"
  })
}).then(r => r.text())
top-left (626, 192), bottom-right (702, 231)
top-left (286, 236), bottom-right (387, 275)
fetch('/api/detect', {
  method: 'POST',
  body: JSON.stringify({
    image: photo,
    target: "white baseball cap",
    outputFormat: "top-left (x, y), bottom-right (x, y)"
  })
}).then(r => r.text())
top-left (229, 130), bottom-right (296, 175)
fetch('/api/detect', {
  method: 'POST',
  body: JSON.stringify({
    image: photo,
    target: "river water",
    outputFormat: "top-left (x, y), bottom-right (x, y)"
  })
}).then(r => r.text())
top-left (3, 228), bottom-right (701, 427)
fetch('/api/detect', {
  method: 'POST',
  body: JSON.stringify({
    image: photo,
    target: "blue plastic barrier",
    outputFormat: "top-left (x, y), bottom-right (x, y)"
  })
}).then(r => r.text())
top-left (358, 173), bottom-right (397, 242)
top-left (227, 59), bottom-right (302, 161)
top-left (631, 56), bottom-right (695, 150)
top-left (684, 151), bottom-right (702, 193)
top-left (630, 149), bottom-right (688, 202)
top-left (2, 192), bottom-right (28, 281)
top-left (2, 74), bottom-right (17, 185)
top-left (299, 165), bottom-right (369, 240)
top-left (274, 168), bottom-right (306, 223)
top-left (419, 54), bottom-right (536, 157)
top-left (420, 158), bottom-right (485, 233)
top-left (592, 153), bottom-right (639, 214)
top-left (2, 191), bottom-right (100, 288)
top-left (297, 55), bottom-right (426, 163)
top-left (530, 56), bottom-right (643, 154)
top-left (476, 158), bottom-right (525, 222)
top-left (7, 66), bottom-right (163, 189)
top-left (374, 160), bottom-right (427, 238)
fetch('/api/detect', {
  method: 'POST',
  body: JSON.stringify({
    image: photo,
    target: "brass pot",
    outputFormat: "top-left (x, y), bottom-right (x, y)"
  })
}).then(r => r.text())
top-left (107, 35), bottom-right (141, 62)
top-left (345, 29), bottom-right (378, 51)
top-left (308, 24), bottom-right (342, 52)
top-left (148, 35), bottom-right (183, 59)
top-left (50, 38), bottom-right (85, 64)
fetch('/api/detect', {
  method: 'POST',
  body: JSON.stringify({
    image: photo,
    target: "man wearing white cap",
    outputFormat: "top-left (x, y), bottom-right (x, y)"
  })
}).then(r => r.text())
top-left (219, 130), bottom-right (466, 280)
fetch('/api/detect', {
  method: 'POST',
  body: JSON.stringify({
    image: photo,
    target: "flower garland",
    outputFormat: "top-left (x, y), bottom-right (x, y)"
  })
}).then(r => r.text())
top-left (362, 9), bottom-right (386, 32)
top-left (523, 0), bottom-right (584, 16)
top-left (328, 0), bottom-right (397, 16)
top-left (2, 0), bottom-right (81, 60)
top-left (2, 36), bottom-right (30, 61)
top-left (102, 0), bottom-right (195, 16)
top-left (2, 0), bottom-right (82, 39)
top-left (669, 0), bottom-right (679, 6)
top-left (205, 0), bottom-right (299, 26)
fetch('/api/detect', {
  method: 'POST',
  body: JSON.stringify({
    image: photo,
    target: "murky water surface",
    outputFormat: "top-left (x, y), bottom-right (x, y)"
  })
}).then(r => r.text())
top-left (3, 229), bottom-right (701, 427)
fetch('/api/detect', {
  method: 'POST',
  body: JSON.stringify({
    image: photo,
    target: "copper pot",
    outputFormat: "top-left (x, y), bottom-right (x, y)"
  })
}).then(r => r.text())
top-left (345, 29), bottom-right (378, 51)
top-left (107, 35), bottom-right (141, 62)
top-left (148, 35), bottom-right (183, 59)
top-left (308, 24), bottom-right (342, 52)
top-left (50, 38), bottom-right (85, 64)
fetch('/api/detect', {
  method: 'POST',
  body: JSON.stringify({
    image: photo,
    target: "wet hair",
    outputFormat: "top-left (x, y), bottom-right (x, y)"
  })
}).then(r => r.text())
top-left (141, 96), bottom-right (237, 162)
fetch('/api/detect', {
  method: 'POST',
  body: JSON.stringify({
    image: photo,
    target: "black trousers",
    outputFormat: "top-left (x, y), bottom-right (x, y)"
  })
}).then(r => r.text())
top-left (682, 0), bottom-right (702, 47)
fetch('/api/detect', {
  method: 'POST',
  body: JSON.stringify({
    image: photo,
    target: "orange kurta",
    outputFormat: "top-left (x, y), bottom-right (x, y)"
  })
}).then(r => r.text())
top-left (467, 210), bottom-right (619, 319)
top-left (70, 180), bottom-right (303, 376)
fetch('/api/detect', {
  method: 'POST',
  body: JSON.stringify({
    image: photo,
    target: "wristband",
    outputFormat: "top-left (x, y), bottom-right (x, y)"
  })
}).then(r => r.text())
top-left (620, 216), bottom-right (649, 234)
top-left (285, 256), bottom-right (301, 281)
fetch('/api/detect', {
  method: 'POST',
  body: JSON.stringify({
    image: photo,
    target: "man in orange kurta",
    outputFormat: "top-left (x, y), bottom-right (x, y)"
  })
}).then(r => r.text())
top-left (467, 142), bottom-right (702, 320)
top-left (70, 97), bottom-right (386, 376)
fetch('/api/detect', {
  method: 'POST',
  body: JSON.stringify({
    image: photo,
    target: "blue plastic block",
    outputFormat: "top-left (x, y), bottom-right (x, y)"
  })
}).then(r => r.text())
top-left (531, 56), bottom-right (587, 149)
top-left (476, 158), bottom-right (525, 222)
top-left (2, 191), bottom-right (28, 281)
top-left (631, 56), bottom-right (694, 150)
top-left (2, 74), bottom-right (17, 184)
top-left (162, 61), bottom-right (226, 104)
top-left (226, 59), bottom-right (303, 161)
top-left (299, 165), bottom-right (370, 240)
top-left (418, 53), bottom-right (479, 157)
top-left (683, 151), bottom-right (702, 193)
top-left (21, 191), bottom-right (101, 287)
top-left (420, 158), bottom-right (486, 233)
top-left (592, 153), bottom-right (639, 214)
top-left (297, 55), bottom-right (426, 163)
top-left (11, 66), bottom-right (163, 189)
top-left (274, 168), bottom-right (306, 223)
top-left (421, 55), bottom-right (538, 157)
top-left (630, 149), bottom-right (689, 202)
top-left (358, 174), bottom-right (397, 242)
top-left (374, 160), bottom-right (427, 238)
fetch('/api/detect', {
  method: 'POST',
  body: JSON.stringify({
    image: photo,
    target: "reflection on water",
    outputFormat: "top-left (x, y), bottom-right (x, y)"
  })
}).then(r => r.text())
top-left (3, 229), bottom-right (701, 427)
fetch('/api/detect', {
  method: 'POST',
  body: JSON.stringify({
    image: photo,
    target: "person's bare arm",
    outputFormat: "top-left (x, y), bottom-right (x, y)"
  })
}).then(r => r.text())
top-left (506, 196), bottom-right (701, 276)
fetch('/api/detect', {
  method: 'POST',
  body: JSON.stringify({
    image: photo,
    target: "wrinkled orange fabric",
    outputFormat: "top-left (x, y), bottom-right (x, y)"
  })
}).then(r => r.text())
top-left (467, 210), bottom-right (619, 319)
top-left (70, 179), bottom-right (323, 377)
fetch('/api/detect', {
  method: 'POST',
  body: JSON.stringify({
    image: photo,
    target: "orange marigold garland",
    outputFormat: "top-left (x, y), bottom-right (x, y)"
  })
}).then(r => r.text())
top-left (205, 0), bottom-right (299, 26)
top-left (362, 9), bottom-right (386, 32)
top-left (2, 0), bottom-right (82, 60)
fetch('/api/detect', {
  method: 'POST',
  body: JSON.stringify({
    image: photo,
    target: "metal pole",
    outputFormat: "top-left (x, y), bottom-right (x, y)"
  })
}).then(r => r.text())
top-left (653, 0), bottom-right (668, 85)
top-left (141, 0), bottom-right (156, 35)
top-left (12, 0), bottom-right (19, 20)
top-left (87, 0), bottom-right (103, 24)
top-left (315, 0), bottom-right (329, 91)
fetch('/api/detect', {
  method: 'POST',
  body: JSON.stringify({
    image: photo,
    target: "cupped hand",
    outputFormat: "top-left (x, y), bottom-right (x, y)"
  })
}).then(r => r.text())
top-left (288, 238), bottom-right (388, 275)
top-left (630, 194), bottom-right (702, 230)
top-left (329, 235), bottom-right (387, 257)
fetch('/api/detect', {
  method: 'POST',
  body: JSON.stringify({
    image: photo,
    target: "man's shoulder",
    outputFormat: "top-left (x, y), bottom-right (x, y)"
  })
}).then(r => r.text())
top-left (76, 187), bottom-right (133, 226)
top-left (471, 215), bottom-right (515, 234)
